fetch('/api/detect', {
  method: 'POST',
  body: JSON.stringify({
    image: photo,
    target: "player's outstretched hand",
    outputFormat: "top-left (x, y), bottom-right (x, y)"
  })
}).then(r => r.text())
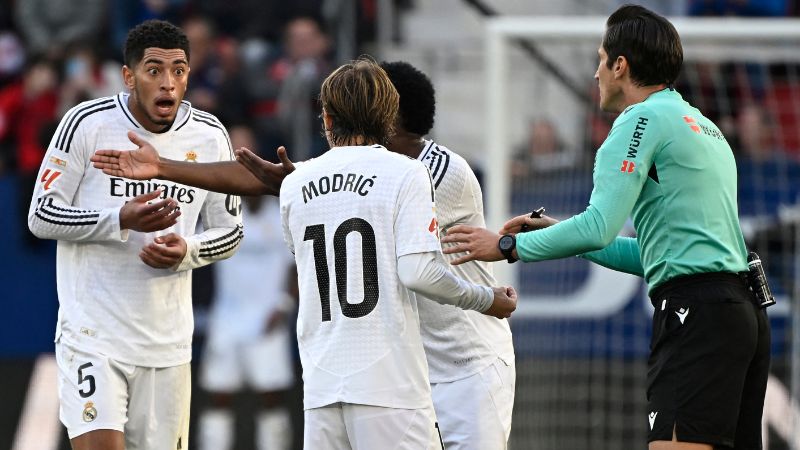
top-left (483, 286), bottom-right (518, 319)
top-left (441, 225), bottom-right (503, 265)
top-left (120, 189), bottom-right (181, 233)
top-left (235, 145), bottom-right (295, 194)
top-left (140, 232), bottom-right (187, 269)
top-left (499, 213), bottom-right (559, 235)
top-left (91, 131), bottom-right (160, 180)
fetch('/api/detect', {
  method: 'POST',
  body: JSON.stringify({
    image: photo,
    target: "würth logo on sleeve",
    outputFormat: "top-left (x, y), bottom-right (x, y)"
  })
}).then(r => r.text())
top-left (620, 160), bottom-right (636, 173)
top-left (683, 115), bottom-right (701, 133)
top-left (627, 117), bottom-right (648, 158)
top-left (40, 169), bottom-right (62, 190)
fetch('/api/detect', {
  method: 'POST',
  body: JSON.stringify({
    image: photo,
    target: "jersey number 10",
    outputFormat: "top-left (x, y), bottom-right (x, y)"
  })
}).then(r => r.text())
top-left (304, 218), bottom-right (379, 321)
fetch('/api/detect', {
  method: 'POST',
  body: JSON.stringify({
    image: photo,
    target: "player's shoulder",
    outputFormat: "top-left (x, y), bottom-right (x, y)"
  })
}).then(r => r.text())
top-left (61, 95), bottom-right (120, 126)
top-left (54, 95), bottom-right (121, 153)
top-left (185, 103), bottom-right (226, 134)
top-left (419, 140), bottom-right (471, 186)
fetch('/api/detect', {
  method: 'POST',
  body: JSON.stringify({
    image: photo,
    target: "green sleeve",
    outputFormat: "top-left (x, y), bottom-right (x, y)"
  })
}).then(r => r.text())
top-left (516, 106), bottom-right (659, 262)
top-left (578, 236), bottom-right (644, 277)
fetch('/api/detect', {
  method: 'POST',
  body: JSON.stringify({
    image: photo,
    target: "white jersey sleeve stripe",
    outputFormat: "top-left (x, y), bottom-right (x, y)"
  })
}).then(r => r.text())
top-left (36, 197), bottom-right (100, 225)
top-left (62, 103), bottom-right (118, 153)
top-left (430, 148), bottom-right (450, 188)
top-left (55, 98), bottom-right (114, 150)
top-left (198, 224), bottom-right (244, 257)
top-left (57, 98), bottom-right (116, 151)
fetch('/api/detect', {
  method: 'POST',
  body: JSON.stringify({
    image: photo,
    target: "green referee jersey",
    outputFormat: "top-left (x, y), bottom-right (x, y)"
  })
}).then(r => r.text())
top-left (516, 88), bottom-right (748, 290)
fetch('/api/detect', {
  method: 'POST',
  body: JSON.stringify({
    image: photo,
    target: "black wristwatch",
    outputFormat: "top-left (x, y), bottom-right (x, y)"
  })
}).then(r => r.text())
top-left (498, 234), bottom-right (518, 263)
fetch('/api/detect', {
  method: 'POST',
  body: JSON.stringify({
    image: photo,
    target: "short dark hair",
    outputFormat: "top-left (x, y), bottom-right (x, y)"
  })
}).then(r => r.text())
top-left (380, 61), bottom-right (436, 136)
top-left (603, 4), bottom-right (683, 87)
top-left (320, 56), bottom-right (398, 146)
top-left (123, 20), bottom-right (190, 67)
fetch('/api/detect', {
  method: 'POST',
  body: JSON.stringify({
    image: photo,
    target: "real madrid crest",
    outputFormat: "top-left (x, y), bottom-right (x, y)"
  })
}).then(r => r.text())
top-left (184, 150), bottom-right (198, 162)
top-left (83, 401), bottom-right (97, 422)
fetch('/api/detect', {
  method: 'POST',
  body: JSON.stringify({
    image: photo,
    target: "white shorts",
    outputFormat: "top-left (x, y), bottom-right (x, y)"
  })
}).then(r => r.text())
top-left (431, 357), bottom-right (516, 450)
top-left (55, 340), bottom-right (191, 449)
top-left (303, 402), bottom-right (444, 450)
top-left (200, 324), bottom-right (295, 393)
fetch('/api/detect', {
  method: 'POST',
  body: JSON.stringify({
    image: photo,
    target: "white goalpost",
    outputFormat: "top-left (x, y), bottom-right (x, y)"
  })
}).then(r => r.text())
top-left (483, 16), bottom-right (800, 449)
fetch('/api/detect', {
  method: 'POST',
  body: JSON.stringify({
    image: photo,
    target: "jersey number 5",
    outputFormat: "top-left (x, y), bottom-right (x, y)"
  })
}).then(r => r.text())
top-left (77, 362), bottom-right (96, 398)
top-left (304, 218), bottom-right (379, 321)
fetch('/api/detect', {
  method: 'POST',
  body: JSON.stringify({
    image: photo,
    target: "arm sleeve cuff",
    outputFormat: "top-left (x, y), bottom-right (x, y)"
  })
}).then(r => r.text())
top-left (397, 251), bottom-right (493, 312)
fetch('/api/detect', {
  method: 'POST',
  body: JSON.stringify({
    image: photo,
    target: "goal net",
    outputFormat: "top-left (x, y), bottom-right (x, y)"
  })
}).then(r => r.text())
top-left (483, 16), bottom-right (800, 449)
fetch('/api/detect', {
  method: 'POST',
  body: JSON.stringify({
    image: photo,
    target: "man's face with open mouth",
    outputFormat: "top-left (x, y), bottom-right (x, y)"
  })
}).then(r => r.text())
top-left (124, 47), bottom-right (189, 132)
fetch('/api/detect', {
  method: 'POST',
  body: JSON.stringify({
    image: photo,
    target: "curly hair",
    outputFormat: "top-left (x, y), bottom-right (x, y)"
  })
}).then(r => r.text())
top-left (320, 56), bottom-right (398, 147)
top-left (380, 61), bottom-right (435, 136)
top-left (123, 20), bottom-right (190, 67)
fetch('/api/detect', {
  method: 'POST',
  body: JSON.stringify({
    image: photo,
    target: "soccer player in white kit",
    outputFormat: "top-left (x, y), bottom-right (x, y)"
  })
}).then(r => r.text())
top-left (28, 20), bottom-right (242, 450)
top-left (91, 57), bottom-right (518, 450)
top-left (380, 61), bottom-right (516, 449)
top-left (280, 58), bottom-right (516, 450)
top-left (198, 122), bottom-right (296, 450)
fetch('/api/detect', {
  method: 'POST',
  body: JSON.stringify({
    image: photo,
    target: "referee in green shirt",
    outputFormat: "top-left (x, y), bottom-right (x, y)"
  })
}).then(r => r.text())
top-left (442, 5), bottom-right (770, 449)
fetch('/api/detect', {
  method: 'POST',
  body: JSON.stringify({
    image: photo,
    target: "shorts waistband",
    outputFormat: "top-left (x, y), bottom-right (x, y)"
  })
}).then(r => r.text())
top-left (649, 272), bottom-right (749, 305)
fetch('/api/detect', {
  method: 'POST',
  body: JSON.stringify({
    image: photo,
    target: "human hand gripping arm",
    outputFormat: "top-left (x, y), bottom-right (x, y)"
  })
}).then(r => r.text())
top-left (91, 131), bottom-right (295, 196)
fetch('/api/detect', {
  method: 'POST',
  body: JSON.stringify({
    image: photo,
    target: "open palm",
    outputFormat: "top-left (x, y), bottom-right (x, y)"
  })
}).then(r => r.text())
top-left (91, 131), bottom-right (160, 180)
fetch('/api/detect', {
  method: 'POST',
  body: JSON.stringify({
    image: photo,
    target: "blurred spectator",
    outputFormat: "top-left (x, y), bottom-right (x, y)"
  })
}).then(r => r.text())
top-left (191, 0), bottom-right (325, 43)
top-left (242, 16), bottom-right (333, 161)
top-left (198, 125), bottom-right (298, 450)
top-left (0, 56), bottom-right (58, 245)
top-left (182, 15), bottom-right (225, 115)
top-left (511, 119), bottom-right (575, 181)
top-left (0, 31), bottom-right (25, 88)
top-left (58, 42), bottom-right (124, 115)
top-left (0, 57), bottom-right (58, 174)
top-left (109, 0), bottom-right (189, 58)
top-left (14, 0), bottom-right (106, 60)
top-left (734, 103), bottom-right (800, 295)
top-left (735, 103), bottom-right (800, 218)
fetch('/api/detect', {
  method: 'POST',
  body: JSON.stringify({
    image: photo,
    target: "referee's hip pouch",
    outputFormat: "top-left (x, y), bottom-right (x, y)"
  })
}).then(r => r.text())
top-left (645, 272), bottom-right (771, 448)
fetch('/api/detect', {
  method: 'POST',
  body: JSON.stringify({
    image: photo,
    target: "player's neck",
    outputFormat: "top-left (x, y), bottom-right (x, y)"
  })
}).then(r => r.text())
top-left (620, 83), bottom-right (668, 111)
top-left (388, 130), bottom-right (426, 159)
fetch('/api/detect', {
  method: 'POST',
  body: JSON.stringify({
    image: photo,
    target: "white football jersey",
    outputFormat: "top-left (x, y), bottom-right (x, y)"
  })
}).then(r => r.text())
top-left (280, 145), bottom-right (441, 410)
top-left (29, 93), bottom-right (243, 368)
top-left (206, 196), bottom-right (294, 346)
top-left (418, 140), bottom-right (515, 383)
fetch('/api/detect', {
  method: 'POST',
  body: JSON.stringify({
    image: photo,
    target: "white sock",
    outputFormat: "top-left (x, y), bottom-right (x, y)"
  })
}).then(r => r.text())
top-left (198, 409), bottom-right (234, 450)
top-left (256, 408), bottom-right (292, 450)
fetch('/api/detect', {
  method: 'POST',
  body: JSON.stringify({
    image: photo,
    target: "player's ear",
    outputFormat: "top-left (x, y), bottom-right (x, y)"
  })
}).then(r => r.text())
top-left (322, 110), bottom-right (334, 132)
top-left (613, 55), bottom-right (628, 80)
top-left (122, 65), bottom-right (135, 90)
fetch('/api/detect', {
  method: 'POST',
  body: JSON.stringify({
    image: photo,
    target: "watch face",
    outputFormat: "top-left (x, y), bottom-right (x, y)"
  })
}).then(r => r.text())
top-left (499, 235), bottom-right (514, 251)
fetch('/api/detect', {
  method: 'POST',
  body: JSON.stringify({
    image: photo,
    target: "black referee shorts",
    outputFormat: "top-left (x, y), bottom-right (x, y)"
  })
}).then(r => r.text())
top-left (647, 272), bottom-right (770, 449)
